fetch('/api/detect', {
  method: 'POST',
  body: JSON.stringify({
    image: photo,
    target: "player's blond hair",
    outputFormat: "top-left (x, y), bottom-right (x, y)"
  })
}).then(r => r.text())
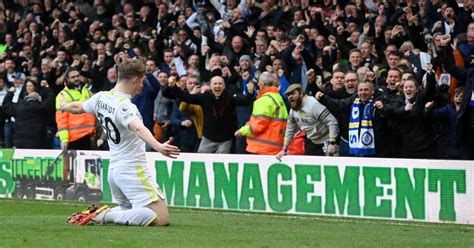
top-left (117, 58), bottom-right (146, 82)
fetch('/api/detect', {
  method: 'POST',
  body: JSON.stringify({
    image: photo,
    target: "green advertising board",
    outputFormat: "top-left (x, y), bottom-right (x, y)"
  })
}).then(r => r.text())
top-left (0, 149), bottom-right (103, 201)
top-left (0, 150), bottom-right (472, 224)
top-left (154, 160), bottom-right (468, 223)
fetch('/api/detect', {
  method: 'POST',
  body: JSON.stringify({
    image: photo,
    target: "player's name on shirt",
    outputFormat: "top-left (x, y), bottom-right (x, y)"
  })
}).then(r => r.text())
top-left (97, 99), bottom-right (116, 114)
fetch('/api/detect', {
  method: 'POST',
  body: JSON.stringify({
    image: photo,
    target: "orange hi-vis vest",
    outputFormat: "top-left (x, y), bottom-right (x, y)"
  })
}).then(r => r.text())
top-left (55, 86), bottom-right (95, 143)
top-left (238, 87), bottom-right (288, 155)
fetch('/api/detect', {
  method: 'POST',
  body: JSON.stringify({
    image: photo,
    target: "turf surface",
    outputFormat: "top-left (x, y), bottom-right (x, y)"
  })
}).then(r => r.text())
top-left (0, 199), bottom-right (473, 247)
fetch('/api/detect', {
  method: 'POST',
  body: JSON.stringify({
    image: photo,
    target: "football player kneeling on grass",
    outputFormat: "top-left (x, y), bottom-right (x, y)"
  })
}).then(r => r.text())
top-left (62, 59), bottom-right (180, 226)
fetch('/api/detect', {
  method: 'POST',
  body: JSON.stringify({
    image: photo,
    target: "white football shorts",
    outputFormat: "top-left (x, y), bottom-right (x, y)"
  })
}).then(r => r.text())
top-left (108, 163), bottom-right (166, 208)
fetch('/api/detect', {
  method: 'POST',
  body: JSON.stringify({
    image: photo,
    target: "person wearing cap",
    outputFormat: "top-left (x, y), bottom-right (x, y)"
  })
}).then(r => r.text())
top-left (276, 83), bottom-right (339, 161)
top-left (234, 71), bottom-right (288, 154)
top-left (11, 72), bottom-right (27, 95)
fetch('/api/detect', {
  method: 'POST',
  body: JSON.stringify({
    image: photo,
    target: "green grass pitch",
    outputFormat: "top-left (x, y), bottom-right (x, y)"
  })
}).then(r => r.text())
top-left (0, 199), bottom-right (473, 247)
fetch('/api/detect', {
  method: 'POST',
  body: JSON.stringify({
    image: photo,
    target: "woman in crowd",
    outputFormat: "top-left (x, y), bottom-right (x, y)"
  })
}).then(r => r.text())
top-left (383, 68), bottom-right (438, 158)
top-left (2, 78), bottom-right (54, 148)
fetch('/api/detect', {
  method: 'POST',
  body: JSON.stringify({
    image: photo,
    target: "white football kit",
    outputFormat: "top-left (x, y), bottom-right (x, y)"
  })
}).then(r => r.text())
top-left (83, 90), bottom-right (164, 208)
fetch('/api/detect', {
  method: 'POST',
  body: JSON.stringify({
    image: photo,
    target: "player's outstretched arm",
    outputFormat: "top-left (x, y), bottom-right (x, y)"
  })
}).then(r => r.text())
top-left (128, 119), bottom-right (180, 158)
top-left (59, 93), bottom-right (86, 114)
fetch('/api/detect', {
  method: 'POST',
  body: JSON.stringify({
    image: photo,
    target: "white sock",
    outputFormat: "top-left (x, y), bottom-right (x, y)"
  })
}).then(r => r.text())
top-left (104, 207), bottom-right (157, 226)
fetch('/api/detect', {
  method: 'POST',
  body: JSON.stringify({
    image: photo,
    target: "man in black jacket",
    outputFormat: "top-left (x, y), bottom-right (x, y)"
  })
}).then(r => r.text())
top-left (164, 75), bottom-right (255, 153)
top-left (317, 80), bottom-right (389, 157)
top-left (3, 85), bottom-right (55, 148)
top-left (382, 70), bottom-right (438, 159)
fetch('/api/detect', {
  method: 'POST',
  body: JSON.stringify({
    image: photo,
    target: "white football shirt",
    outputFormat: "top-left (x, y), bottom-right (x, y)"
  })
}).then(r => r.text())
top-left (83, 90), bottom-right (146, 167)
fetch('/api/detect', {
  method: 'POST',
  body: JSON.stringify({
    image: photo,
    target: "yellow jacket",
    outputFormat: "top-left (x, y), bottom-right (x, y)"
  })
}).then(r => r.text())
top-left (239, 87), bottom-right (288, 154)
top-left (55, 86), bottom-right (95, 143)
top-left (179, 101), bottom-right (203, 138)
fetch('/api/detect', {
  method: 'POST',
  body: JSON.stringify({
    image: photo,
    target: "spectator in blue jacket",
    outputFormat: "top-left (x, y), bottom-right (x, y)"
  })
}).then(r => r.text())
top-left (132, 72), bottom-right (161, 134)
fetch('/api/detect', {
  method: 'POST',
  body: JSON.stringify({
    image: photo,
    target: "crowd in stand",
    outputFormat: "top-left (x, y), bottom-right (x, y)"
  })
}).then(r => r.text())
top-left (0, 0), bottom-right (472, 159)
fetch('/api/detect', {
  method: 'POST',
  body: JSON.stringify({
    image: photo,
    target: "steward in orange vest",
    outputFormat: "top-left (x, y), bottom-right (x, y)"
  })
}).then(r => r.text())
top-left (235, 72), bottom-right (288, 154)
top-left (55, 69), bottom-right (95, 150)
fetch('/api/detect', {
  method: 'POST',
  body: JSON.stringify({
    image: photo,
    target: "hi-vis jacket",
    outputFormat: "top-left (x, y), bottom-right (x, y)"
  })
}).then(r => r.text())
top-left (55, 85), bottom-right (95, 143)
top-left (239, 87), bottom-right (288, 154)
